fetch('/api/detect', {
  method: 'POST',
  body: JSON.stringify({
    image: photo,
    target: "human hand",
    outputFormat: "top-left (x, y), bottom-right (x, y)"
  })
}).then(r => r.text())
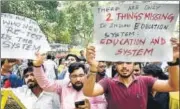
top-left (86, 46), bottom-right (98, 73)
top-left (32, 52), bottom-right (46, 66)
top-left (170, 37), bottom-right (179, 61)
top-left (75, 99), bottom-right (90, 109)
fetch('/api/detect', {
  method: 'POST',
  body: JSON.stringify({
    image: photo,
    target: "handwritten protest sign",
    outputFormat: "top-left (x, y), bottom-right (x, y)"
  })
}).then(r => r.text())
top-left (1, 13), bottom-right (51, 59)
top-left (93, 3), bottom-right (179, 62)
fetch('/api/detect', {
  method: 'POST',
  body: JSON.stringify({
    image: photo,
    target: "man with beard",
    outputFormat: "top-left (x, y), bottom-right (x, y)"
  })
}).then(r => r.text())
top-left (2, 66), bottom-right (60, 109)
top-left (82, 38), bottom-right (179, 109)
top-left (32, 61), bottom-right (107, 109)
top-left (96, 61), bottom-right (108, 82)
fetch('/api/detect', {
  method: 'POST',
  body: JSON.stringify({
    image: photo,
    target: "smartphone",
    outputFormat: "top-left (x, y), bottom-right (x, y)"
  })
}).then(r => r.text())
top-left (75, 100), bottom-right (85, 108)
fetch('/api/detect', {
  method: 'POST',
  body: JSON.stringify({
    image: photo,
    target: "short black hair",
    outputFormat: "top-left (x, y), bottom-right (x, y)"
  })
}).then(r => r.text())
top-left (65, 54), bottom-right (79, 62)
top-left (52, 56), bottom-right (55, 60)
top-left (47, 54), bottom-right (52, 59)
top-left (134, 62), bottom-right (142, 69)
top-left (80, 50), bottom-right (84, 53)
top-left (23, 67), bottom-right (33, 77)
top-left (143, 64), bottom-right (168, 80)
top-left (68, 62), bottom-right (86, 74)
top-left (1, 59), bottom-right (5, 67)
top-left (28, 60), bottom-right (33, 67)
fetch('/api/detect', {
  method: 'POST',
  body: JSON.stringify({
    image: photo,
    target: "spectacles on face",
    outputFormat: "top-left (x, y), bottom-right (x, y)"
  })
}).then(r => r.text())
top-left (70, 74), bottom-right (85, 79)
top-left (67, 58), bottom-right (75, 61)
top-left (99, 65), bottom-right (106, 68)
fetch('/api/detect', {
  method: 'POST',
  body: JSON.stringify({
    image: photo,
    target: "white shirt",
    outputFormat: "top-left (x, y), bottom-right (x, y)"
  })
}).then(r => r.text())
top-left (10, 85), bottom-right (60, 109)
top-left (43, 60), bottom-right (58, 80)
top-left (106, 66), bottom-right (112, 78)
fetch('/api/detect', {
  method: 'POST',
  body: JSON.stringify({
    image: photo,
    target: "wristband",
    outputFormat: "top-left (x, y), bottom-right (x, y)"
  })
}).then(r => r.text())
top-left (90, 70), bottom-right (97, 73)
top-left (167, 58), bottom-right (180, 66)
top-left (33, 65), bottom-right (42, 68)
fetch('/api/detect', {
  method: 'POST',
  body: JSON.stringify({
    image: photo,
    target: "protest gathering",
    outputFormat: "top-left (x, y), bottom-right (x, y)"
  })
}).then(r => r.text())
top-left (1, 1), bottom-right (179, 109)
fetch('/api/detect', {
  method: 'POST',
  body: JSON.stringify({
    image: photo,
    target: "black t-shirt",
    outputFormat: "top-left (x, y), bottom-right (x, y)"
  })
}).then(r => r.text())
top-left (147, 92), bottom-right (169, 109)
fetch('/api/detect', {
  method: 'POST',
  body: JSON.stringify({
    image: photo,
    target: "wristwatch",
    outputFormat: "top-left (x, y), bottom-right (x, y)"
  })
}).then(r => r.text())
top-left (167, 58), bottom-right (180, 66)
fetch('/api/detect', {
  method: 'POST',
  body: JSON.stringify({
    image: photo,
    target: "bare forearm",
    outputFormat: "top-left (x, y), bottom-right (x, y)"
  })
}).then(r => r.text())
top-left (33, 67), bottom-right (61, 92)
top-left (83, 73), bottom-right (96, 96)
top-left (168, 65), bottom-right (179, 90)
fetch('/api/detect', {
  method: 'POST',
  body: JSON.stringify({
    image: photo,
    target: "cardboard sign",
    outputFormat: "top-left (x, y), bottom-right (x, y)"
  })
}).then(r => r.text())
top-left (93, 3), bottom-right (179, 62)
top-left (1, 13), bottom-right (51, 59)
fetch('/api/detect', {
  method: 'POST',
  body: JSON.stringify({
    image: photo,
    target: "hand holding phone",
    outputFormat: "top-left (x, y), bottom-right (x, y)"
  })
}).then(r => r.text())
top-left (75, 99), bottom-right (90, 109)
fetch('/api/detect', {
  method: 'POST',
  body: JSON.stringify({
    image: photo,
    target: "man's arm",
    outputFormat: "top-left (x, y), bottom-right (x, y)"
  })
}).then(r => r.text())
top-left (33, 53), bottom-right (64, 93)
top-left (152, 64), bottom-right (179, 92)
top-left (83, 46), bottom-right (104, 97)
top-left (152, 38), bottom-right (179, 92)
top-left (33, 66), bottom-right (64, 93)
top-left (83, 73), bottom-right (104, 97)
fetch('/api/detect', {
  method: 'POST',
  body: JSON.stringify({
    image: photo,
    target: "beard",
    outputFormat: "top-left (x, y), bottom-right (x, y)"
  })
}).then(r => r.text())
top-left (27, 81), bottom-right (38, 89)
top-left (98, 70), bottom-right (106, 76)
top-left (118, 73), bottom-right (132, 78)
top-left (118, 69), bottom-right (133, 78)
top-left (72, 82), bottom-right (83, 91)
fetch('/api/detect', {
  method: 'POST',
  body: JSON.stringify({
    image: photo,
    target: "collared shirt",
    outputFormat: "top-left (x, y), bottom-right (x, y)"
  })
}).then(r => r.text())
top-left (34, 67), bottom-right (107, 109)
top-left (10, 85), bottom-right (60, 109)
top-left (99, 76), bottom-right (157, 109)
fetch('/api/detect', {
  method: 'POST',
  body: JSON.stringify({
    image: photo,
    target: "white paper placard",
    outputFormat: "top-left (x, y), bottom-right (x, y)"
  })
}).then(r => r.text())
top-left (1, 13), bottom-right (51, 59)
top-left (93, 3), bottom-right (179, 62)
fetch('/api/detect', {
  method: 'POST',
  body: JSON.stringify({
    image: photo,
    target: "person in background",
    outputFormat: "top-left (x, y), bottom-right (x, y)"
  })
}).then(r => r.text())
top-left (133, 62), bottom-right (143, 76)
top-left (111, 64), bottom-right (118, 78)
top-left (1, 59), bottom-right (23, 88)
top-left (43, 54), bottom-right (58, 80)
top-left (105, 62), bottom-right (113, 78)
top-left (143, 64), bottom-right (169, 109)
top-left (58, 58), bottom-right (66, 73)
top-left (79, 50), bottom-right (86, 61)
top-left (58, 54), bottom-right (80, 80)
top-left (96, 61), bottom-right (108, 82)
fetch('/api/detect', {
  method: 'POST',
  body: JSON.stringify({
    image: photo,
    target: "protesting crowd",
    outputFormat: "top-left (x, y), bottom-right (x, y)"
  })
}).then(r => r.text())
top-left (1, 37), bottom-right (179, 109)
top-left (1, 2), bottom-right (179, 109)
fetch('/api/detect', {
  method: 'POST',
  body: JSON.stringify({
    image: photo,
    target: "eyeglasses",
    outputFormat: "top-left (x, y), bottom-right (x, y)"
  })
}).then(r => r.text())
top-left (70, 74), bottom-right (85, 79)
top-left (67, 58), bottom-right (75, 61)
top-left (99, 66), bottom-right (106, 68)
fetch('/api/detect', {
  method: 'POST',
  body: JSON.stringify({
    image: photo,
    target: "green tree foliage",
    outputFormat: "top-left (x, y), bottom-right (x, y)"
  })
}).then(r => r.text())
top-left (1, 1), bottom-right (98, 47)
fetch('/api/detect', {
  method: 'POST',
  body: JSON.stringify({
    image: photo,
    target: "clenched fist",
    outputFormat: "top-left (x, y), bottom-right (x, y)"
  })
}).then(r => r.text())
top-left (86, 46), bottom-right (98, 73)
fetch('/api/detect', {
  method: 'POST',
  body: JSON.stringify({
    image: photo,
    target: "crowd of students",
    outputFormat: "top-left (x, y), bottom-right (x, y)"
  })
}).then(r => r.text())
top-left (1, 38), bottom-right (179, 109)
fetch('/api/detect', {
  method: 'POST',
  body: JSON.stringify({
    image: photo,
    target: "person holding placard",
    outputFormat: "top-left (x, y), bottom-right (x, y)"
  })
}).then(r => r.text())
top-left (82, 38), bottom-right (179, 109)
top-left (32, 60), bottom-right (107, 109)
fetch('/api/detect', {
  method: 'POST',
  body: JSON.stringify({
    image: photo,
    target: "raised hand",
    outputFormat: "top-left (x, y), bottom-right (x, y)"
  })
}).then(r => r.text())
top-left (171, 37), bottom-right (179, 60)
top-left (86, 46), bottom-right (98, 73)
top-left (33, 52), bottom-right (46, 67)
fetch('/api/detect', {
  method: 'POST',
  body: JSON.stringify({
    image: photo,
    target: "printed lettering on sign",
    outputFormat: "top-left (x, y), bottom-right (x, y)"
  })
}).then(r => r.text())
top-left (93, 3), bottom-right (179, 62)
top-left (1, 13), bottom-right (51, 59)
